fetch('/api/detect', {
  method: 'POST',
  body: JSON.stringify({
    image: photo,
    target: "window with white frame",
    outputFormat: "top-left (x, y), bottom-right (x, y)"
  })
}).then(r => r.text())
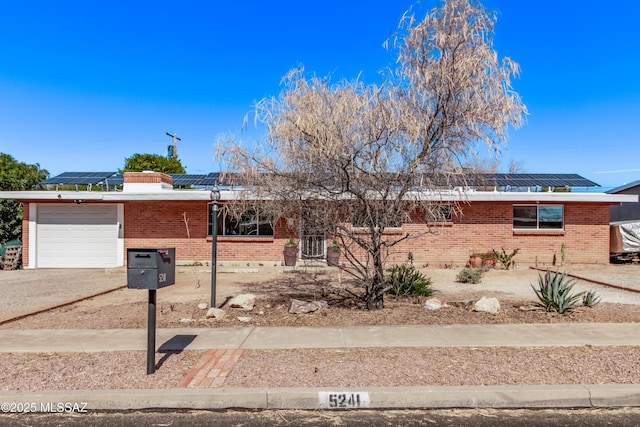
top-left (513, 205), bottom-right (563, 230)
top-left (426, 204), bottom-right (453, 223)
top-left (208, 206), bottom-right (273, 237)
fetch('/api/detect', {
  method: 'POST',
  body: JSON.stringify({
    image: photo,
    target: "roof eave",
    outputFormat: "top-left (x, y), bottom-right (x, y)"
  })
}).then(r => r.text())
top-left (0, 190), bottom-right (636, 204)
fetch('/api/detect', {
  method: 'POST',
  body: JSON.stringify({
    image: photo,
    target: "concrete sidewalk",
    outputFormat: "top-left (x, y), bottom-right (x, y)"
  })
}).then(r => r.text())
top-left (1, 323), bottom-right (640, 411)
top-left (1, 323), bottom-right (640, 352)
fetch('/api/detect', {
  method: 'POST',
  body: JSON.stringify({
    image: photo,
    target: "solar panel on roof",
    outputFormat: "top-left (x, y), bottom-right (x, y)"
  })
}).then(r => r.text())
top-left (104, 174), bottom-right (124, 185)
top-left (170, 174), bottom-right (209, 186)
top-left (475, 173), bottom-right (599, 188)
top-left (42, 172), bottom-right (118, 185)
top-left (40, 172), bottom-right (600, 190)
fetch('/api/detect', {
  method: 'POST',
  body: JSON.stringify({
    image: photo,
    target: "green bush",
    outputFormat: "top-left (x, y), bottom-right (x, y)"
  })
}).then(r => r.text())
top-left (456, 267), bottom-right (486, 284)
top-left (532, 270), bottom-right (584, 314)
top-left (384, 263), bottom-right (433, 297)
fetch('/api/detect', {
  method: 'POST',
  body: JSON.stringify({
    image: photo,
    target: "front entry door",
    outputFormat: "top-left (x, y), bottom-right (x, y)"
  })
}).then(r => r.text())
top-left (300, 232), bottom-right (325, 260)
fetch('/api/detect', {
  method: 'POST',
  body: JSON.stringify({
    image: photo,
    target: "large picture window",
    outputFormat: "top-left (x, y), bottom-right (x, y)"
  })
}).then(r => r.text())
top-left (513, 205), bottom-right (563, 230)
top-left (208, 206), bottom-right (273, 237)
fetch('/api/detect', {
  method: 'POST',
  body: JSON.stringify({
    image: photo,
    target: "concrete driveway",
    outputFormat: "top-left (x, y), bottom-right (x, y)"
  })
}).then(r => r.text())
top-left (0, 268), bottom-right (126, 323)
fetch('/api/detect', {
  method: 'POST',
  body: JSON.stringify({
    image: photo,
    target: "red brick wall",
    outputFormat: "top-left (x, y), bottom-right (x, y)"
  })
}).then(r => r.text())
top-left (122, 200), bottom-right (611, 266)
top-left (389, 202), bottom-right (610, 266)
top-left (123, 201), bottom-right (296, 264)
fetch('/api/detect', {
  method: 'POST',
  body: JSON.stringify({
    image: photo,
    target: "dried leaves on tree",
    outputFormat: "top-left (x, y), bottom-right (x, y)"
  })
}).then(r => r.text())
top-left (219, 0), bottom-right (526, 310)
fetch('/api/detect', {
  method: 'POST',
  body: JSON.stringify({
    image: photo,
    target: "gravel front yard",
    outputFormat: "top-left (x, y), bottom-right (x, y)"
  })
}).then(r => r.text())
top-left (1, 264), bottom-right (640, 391)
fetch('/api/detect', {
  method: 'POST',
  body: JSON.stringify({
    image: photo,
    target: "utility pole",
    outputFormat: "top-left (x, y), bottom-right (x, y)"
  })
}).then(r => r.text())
top-left (165, 132), bottom-right (181, 158)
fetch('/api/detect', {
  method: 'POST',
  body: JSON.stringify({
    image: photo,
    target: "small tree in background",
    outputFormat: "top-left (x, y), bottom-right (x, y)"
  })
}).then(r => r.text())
top-left (0, 153), bottom-right (49, 243)
top-left (220, 0), bottom-right (526, 310)
top-left (121, 153), bottom-right (186, 174)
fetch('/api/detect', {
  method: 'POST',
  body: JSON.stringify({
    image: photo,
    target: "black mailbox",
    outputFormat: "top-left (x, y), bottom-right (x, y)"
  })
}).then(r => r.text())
top-left (127, 248), bottom-right (175, 289)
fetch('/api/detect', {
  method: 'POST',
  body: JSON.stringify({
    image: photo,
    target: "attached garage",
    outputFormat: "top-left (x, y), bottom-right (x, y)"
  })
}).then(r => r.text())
top-left (35, 204), bottom-right (122, 268)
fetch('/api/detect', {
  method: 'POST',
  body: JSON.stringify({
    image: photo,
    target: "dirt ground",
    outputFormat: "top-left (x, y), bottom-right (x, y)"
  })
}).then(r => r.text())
top-left (3, 263), bottom-right (640, 330)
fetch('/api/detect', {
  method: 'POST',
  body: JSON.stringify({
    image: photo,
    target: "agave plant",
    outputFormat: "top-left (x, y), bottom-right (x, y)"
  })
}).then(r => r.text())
top-left (582, 290), bottom-right (602, 308)
top-left (531, 270), bottom-right (584, 314)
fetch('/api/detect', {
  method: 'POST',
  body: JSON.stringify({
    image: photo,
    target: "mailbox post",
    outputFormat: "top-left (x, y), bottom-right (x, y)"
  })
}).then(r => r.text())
top-left (127, 248), bottom-right (175, 374)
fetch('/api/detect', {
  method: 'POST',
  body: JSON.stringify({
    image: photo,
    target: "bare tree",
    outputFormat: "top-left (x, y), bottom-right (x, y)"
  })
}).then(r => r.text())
top-left (220, 0), bottom-right (526, 310)
top-left (508, 159), bottom-right (526, 174)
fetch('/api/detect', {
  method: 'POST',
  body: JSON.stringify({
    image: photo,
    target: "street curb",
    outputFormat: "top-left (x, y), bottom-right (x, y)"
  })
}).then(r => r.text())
top-left (2, 384), bottom-right (639, 411)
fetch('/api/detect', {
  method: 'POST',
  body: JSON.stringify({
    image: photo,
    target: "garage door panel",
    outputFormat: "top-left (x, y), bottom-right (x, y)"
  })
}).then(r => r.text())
top-left (37, 204), bottom-right (118, 268)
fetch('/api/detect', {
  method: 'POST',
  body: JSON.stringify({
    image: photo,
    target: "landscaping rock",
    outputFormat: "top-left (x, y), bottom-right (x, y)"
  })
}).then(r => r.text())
top-left (423, 297), bottom-right (445, 310)
top-left (237, 316), bottom-right (252, 322)
top-left (228, 294), bottom-right (256, 310)
top-left (474, 296), bottom-right (500, 314)
top-left (289, 299), bottom-right (329, 314)
top-left (206, 308), bottom-right (226, 319)
top-left (197, 302), bottom-right (208, 310)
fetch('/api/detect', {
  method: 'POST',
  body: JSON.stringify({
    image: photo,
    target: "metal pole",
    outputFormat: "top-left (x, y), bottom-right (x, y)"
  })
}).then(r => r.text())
top-left (147, 289), bottom-right (156, 375)
top-left (211, 201), bottom-right (218, 308)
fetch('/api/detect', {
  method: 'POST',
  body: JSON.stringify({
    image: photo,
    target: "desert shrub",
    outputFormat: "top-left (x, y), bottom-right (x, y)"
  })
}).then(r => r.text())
top-left (532, 270), bottom-right (584, 314)
top-left (582, 290), bottom-right (602, 308)
top-left (384, 263), bottom-right (433, 297)
top-left (456, 267), bottom-right (486, 284)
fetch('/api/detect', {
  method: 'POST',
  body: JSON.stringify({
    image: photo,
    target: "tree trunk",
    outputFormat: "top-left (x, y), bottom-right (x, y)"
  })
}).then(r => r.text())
top-left (365, 247), bottom-right (385, 310)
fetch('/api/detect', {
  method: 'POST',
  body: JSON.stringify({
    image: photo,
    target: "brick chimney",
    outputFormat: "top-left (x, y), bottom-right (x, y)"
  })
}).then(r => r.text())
top-left (123, 171), bottom-right (173, 192)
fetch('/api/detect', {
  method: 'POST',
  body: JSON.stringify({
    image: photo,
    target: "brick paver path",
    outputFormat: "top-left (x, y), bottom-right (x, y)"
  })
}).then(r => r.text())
top-left (178, 349), bottom-right (244, 388)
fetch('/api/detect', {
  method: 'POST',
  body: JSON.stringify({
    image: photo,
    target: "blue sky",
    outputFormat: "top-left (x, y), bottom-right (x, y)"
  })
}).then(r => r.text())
top-left (1, 1), bottom-right (639, 190)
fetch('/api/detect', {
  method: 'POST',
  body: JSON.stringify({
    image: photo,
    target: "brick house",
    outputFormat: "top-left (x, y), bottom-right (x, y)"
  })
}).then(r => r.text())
top-left (0, 171), bottom-right (635, 269)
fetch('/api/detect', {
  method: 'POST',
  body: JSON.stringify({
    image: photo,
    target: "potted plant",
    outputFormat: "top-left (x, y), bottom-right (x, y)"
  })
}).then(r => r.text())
top-left (326, 239), bottom-right (341, 266)
top-left (468, 253), bottom-right (483, 268)
top-left (283, 237), bottom-right (298, 266)
top-left (481, 251), bottom-right (497, 268)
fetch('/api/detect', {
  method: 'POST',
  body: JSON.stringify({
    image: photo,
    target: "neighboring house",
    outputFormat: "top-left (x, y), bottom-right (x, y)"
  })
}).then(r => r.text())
top-left (0, 171), bottom-right (635, 269)
top-left (608, 180), bottom-right (640, 223)
top-left (607, 181), bottom-right (640, 257)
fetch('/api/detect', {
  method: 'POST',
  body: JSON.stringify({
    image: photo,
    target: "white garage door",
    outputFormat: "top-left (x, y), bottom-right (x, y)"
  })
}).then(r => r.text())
top-left (37, 204), bottom-right (119, 268)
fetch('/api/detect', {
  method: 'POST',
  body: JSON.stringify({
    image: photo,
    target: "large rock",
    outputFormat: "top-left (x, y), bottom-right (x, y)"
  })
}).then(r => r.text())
top-left (289, 299), bottom-right (329, 314)
top-left (424, 297), bottom-right (445, 310)
top-left (474, 296), bottom-right (500, 314)
top-left (228, 294), bottom-right (256, 310)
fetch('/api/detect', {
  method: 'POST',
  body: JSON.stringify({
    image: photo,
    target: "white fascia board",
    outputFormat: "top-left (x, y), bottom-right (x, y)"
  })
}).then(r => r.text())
top-left (408, 191), bottom-right (638, 203)
top-left (0, 191), bottom-right (105, 201)
top-left (101, 190), bottom-right (240, 201)
top-left (1, 190), bottom-right (636, 204)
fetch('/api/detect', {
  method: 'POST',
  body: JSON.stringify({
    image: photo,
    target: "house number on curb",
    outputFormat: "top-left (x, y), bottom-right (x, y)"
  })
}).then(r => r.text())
top-left (318, 392), bottom-right (370, 409)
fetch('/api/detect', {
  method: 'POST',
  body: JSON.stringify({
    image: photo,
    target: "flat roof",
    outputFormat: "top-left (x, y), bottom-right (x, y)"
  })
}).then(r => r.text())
top-left (0, 189), bottom-right (635, 204)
